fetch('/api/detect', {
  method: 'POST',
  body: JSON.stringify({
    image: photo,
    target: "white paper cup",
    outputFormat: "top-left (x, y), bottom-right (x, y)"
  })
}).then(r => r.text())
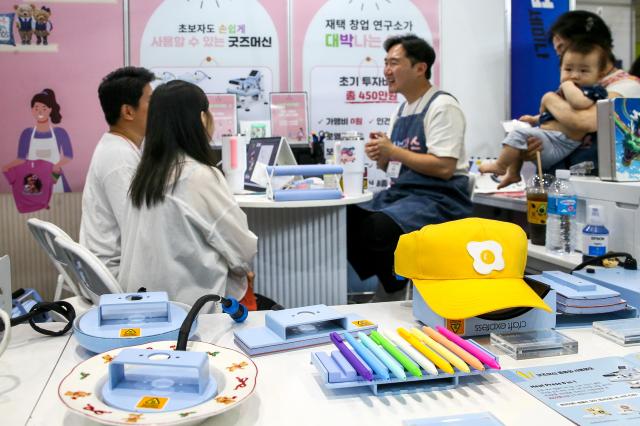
top-left (343, 173), bottom-right (363, 196)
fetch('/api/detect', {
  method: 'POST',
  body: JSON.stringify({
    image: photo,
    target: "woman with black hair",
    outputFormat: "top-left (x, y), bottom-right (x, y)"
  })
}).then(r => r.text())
top-left (2, 88), bottom-right (73, 192)
top-left (119, 80), bottom-right (258, 309)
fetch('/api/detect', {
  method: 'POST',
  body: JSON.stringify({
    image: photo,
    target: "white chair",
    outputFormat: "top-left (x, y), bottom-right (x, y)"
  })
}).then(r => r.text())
top-left (26, 218), bottom-right (91, 304)
top-left (53, 236), bottom-right (123, 305)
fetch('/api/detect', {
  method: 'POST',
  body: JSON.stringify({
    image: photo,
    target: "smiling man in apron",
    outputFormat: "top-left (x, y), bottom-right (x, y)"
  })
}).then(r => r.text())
top-left (347, 34), bottom-right (472, 301)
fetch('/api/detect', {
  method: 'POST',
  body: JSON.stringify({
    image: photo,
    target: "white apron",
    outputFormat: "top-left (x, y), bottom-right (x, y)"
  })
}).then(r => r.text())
top-left (26, 127), bottom-right (64, 192)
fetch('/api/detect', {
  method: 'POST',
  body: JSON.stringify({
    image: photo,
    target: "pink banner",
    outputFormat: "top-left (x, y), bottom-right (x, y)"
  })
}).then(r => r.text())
top-left (0, 0), bottom-right (124, 197)
top-left (129, 0), bottom-right (289, 93)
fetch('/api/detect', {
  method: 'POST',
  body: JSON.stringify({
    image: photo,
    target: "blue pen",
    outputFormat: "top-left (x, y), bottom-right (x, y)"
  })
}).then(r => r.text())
top-left (344, 333), bottom-right (390, 380)
top-left (329, 332), bottom-right (373, 381)
top-left (358, 332), bottom-right (406, 380)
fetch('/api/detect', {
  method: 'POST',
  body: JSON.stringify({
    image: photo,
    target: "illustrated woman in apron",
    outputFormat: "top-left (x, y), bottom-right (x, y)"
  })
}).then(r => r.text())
top-left (3, 88), bottom-right (73, 192)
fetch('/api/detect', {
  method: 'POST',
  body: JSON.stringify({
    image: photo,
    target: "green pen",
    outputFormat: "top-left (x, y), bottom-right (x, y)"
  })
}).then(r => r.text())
top-left (370, 330), bottom-right (422, 378)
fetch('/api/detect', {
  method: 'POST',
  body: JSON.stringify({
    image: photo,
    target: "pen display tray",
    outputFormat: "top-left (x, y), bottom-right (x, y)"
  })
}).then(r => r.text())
top-left (310, 343), bottom-right (498, 396)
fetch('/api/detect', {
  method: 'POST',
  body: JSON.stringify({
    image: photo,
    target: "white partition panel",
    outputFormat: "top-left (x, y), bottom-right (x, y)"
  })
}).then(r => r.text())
top-left (441, 0), bottom-right (508, 159)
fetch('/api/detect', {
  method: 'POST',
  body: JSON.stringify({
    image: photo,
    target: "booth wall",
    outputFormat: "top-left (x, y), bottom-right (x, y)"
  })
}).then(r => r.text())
top-left (0, 0), bottom-right (635, 300)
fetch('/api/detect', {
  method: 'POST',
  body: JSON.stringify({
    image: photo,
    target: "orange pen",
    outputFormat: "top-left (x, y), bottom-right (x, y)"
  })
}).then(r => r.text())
top-left (422, 326), bottom-right (485, 371)
top-left (397, 327), bottom-right (454, 374)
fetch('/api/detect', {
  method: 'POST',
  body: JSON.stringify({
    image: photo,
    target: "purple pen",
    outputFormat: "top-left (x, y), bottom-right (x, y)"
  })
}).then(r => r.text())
top-left (329, 332), bottom-right (374, 381)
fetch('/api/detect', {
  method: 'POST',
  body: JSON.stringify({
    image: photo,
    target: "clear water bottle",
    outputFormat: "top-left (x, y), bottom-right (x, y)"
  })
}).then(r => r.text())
top-left (582, 204), bottom-right (609, 260)
top-left (545, 169), bottom-right (577, 254)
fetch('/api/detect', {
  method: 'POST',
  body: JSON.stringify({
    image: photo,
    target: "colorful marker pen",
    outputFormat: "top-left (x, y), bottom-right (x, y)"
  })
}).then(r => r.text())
top-left (422, 326), bottom-right (484, 371)
top-left (344, 332), bottom-right (390, 380)
top-left (329, 332), bottom-right (374, 381)
top-left (397, 328), bottom-right (454, 375)
top-left (358, 331), bottom-right (406, 380)
top-left (384, 331), bottom-right (438, 376)
top-left (370, 331), bottom-right (422, 378)
top-left (435, 326), bottom-right (501, 370)
top-left (409, 328), bottom-right (470, 373)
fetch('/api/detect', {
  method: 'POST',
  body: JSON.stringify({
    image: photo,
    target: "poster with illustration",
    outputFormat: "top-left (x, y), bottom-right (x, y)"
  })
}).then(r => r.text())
top-left (2, 89), bottom-right (72, 194)
top-left (129, 0), bottom-right (288, 122)
top-left (0, 0), bottom-right (124, 204)
top-left (290, 0), bottom-right (439, 190)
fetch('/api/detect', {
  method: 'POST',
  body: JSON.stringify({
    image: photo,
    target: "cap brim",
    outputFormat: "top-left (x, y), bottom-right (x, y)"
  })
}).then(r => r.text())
top-left (413, 277), bottom-right (553, 319)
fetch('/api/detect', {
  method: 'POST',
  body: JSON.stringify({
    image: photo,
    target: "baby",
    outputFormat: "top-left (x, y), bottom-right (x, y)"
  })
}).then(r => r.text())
top-left (480, 39), bottom-right (609, 188)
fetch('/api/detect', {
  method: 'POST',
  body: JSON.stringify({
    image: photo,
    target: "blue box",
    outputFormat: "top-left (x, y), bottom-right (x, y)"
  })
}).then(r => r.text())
top-left (573, 268), bottom-right (640, 314)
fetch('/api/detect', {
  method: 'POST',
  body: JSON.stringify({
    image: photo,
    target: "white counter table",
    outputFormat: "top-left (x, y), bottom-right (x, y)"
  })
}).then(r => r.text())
top-left (0, 324), bottom-right (72, 426)
top-left (235, 192), bottom-right (372, 308)
top-left (18, 301), bottom-right (640, 425)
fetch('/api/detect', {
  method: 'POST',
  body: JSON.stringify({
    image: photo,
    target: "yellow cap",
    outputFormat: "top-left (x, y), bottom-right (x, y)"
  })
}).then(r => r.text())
top-left (395, 218), bottom-right (552, 319)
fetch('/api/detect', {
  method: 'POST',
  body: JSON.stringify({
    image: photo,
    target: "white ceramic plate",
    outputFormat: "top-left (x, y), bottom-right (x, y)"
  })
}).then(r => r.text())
top-left (58, 340), bottom-right (257, 425)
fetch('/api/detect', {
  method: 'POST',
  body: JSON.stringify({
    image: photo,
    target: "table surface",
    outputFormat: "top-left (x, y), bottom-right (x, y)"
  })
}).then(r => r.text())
top-left (13, 302), bottom-right (639, 425)
top-left (0, 324), bottom-right (72, 426)
top-left (472, 192), bottom-right (526, 212)
top-left (235, 191), bottom-right (372, 208)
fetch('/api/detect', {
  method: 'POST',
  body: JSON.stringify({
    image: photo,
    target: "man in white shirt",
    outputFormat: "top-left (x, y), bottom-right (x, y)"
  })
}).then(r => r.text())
top-left (347, 34), bottom-right (471, 301)
top-left (79, 67), bottom-right (155, 278)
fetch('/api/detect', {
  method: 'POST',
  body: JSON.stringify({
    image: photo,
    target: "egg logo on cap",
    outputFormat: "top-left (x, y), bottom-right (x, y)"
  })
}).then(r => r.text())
top-left (467, 240), bottom-right (505, 275)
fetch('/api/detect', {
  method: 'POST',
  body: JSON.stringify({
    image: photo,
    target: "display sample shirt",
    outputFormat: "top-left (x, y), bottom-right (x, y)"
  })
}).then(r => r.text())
top-left (119, 158), bottom-right (257, 307)
top-left (3, 159), bottom-right (55, 213)
top-left (79, 133), bottom-right (141, 279)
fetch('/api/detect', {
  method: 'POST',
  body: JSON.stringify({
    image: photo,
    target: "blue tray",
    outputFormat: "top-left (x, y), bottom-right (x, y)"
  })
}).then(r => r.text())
top-left (310, 338), bottom-right (498, 395)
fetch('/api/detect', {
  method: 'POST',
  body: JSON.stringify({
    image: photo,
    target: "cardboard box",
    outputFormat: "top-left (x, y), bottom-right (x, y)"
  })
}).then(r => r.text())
top-left (412, 281), bottom-right (556, 337)
top-left (597, 98), bottom-right (640, 182)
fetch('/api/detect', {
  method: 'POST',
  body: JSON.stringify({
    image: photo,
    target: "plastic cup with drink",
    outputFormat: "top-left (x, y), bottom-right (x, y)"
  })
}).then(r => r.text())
top-left (526, 173), bottom-right (554, 246)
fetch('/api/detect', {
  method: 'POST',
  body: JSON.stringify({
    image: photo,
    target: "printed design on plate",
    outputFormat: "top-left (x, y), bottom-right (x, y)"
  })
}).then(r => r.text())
top-left (83, 403), bottom-right (111, 415)
top-left (215, 395), bottom-right (237, 404)
top-left (65, 390), bottom-right (91, 399)
top-left (234, 376), bottom-right (249, 390)
top-left (226, 361), bottom-right (248, 372)
top-left (179, 411), bottom-right (197, 418)
top-left (124, 413), bottom-right (144, 423)
top-left (102, 354), bottom-right (114, 363)
top-left (207, 351), bottom-right (220, 357)
top-left (79, 372), bottom-right (90, 380)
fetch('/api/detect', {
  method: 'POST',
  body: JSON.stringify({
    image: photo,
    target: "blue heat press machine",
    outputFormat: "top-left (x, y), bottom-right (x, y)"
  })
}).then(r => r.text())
top-left (234, 304), bottom-right (377, 355)
top-left (526, 252), bottom-right (640, 327)
top-left (85, 294), bottom-right (250, 414)
top-left (73, 292), bottom-right (196, 353)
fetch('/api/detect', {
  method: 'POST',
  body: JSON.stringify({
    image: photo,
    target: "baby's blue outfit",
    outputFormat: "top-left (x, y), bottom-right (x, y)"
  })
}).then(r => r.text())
top-left (503, 127), bottom-right (582, 168)
top-left (504, 84), bottom-right (607, 168)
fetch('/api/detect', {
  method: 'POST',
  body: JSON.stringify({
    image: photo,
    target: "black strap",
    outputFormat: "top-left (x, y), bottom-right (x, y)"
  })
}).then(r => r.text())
top-left (571, 252), bottom-right (638, 273)
top-left (4, 301), bottom-right (76, 337)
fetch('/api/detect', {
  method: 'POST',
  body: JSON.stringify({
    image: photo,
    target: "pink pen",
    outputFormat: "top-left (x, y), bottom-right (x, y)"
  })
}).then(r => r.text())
top-left (435, 326), bottom-right (501, 370)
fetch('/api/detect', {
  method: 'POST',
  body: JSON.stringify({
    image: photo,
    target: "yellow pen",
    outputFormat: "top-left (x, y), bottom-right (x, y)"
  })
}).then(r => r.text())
top-left (409, 328), bottom-right (471, 373)
top-left (397, 327), bottom-right (454, 374)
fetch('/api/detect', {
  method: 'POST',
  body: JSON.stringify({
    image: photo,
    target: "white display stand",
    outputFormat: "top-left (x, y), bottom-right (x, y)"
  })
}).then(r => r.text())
top-left (235, 193), bottom-right (372, 308)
